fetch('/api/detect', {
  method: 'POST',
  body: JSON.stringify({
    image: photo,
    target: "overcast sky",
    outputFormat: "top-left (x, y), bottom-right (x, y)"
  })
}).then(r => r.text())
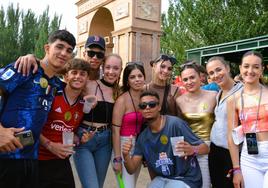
top-left (1, 0), bottom-right (169, 39)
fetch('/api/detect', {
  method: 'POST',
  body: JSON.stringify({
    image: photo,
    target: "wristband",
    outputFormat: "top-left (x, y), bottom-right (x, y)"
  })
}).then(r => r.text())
top-left (226, 167), bottom-right (241, 178)
top-left (113, 156), bottom-right (123, 164)
top-left (193, 146), bottom-right (199, 156)
top-left (44, 140), bottom-right (51, 149)
top-left (233, 168), bottom-right (241, 175)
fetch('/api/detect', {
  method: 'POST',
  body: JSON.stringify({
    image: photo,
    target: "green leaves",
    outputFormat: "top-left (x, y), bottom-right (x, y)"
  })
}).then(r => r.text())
top-left (0, 3), bottom-right (61, 67)
top-left (161, 0), bottom-right (268, 72)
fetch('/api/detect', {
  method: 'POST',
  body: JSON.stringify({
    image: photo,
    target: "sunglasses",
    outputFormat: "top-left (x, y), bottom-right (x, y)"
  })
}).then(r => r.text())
top-left (155, 54), bottom-right (178, 65)
top-left (126, 61), bottom-right (143, 67)
top-left (87, 50), bottom-right (105, 59)
top-left (179, 61), bottom-right (197, 69)
top-left (138, 101), bottom-right (159, 110)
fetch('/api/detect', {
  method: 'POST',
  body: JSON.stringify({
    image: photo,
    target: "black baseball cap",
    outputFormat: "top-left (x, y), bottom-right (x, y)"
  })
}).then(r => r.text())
top-left (85, 35), bottom-right (105, 51)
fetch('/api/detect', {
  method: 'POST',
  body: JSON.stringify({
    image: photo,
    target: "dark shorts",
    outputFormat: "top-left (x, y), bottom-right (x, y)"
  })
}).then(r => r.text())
top-left (38, 158), bottom-right (75, 188)
top-left (0, 158), bottom-right (39, 188)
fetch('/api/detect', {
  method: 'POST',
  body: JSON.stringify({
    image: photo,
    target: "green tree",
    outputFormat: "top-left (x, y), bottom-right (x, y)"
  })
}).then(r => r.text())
top-left (0, 4), bottom-right (62, 67)
top-left (161, 0), bottom-right (268, 66)
top-left (0, 4), bottom-right (20, 66)
top-left (34, 7), bottom-right (50, 59)
top-left (19, 10), bottom-right (38, 55)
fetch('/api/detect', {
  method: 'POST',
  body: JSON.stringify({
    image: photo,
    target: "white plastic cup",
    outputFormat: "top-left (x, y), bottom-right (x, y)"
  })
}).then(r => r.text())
top-left (170, 136), bottom-right (184, 157)
top-left (83, 96), bottom-right (97, 113)
top-left (62, 131), bottom-right (74, 145)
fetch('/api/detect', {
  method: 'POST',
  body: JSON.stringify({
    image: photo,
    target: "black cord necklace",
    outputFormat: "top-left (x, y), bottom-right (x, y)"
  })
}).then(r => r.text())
top-left (100, 78), bottom-right (115, 88)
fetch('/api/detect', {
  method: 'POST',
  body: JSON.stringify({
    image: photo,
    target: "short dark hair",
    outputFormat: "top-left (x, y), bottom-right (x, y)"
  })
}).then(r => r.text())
top-left (140, 90), bottom-right (160, 101)
top-left (48, 29), bottom-right (76, 49)
top-left (122, 62), bottom-right (145, 92)
top-left (63, 58), bottom-right (90, 75)
top-left (196, 64), bottom-right (207, 75)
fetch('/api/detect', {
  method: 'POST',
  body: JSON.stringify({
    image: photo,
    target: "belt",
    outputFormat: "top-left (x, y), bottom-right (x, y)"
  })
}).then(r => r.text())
top-left (81, 121), bottom-right (110, 132)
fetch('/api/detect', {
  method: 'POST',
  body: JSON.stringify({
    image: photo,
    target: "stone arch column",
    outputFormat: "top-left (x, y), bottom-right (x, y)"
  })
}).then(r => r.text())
top-left (76, 0), bottom-right (161, 82)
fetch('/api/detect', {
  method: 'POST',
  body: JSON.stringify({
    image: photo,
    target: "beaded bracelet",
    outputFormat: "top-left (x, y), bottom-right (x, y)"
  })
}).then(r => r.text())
top-left (113, 156), bottom-right (123, 164)
top-left (226, 167), bottom-right (241, 178)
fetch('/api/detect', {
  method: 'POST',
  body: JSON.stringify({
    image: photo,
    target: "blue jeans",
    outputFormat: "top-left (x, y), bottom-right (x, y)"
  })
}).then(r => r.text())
top-left (73, 127), bottom-right (112, 188)
top-left (148, 177), bottom-right (190, 188)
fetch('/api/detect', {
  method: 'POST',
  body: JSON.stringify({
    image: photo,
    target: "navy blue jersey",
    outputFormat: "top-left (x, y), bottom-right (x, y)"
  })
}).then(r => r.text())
top-left (0, 63), bottom-right (62, 159)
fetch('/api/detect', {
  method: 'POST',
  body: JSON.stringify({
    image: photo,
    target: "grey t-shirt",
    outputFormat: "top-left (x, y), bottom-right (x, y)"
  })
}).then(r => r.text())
top-left (134, 115), bottom-right (203, 188)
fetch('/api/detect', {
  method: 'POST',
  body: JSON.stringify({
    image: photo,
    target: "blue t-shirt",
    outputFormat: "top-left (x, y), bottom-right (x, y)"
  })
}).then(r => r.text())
top-left (0, 63), bottom-right (61, 159)
top-left (134, 115), bottom-right (203, 188)
top-left (201, 82), bottom-right (220, 92)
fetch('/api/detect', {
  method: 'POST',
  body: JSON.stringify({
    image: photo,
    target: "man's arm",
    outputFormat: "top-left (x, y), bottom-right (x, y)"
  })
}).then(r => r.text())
top-left (0, 124), bottom-right (24, 152)
top-left (122, 136), bottom-right (143, 174)
top-left (14, 54), bottom-right (39, 76)
top-left (176, 141), bottom-right (209, 157)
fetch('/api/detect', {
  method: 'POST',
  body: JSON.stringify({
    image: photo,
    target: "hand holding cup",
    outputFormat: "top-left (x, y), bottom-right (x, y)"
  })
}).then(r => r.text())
top-left (83, 95), bottom-right (97, 113)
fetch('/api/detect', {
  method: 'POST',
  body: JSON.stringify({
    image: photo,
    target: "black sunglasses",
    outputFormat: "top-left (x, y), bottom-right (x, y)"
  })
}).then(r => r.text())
top-left (126, 61), bottom-right (144, 67)
top-left (138, 101), bottom-right (159, 110)
top-left (87, 50), bottom-right (105, 59)
top-left (155, 54), bottom-right (178, 65)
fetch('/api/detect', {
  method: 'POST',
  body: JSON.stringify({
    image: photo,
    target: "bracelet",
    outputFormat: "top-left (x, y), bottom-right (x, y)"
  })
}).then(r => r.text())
top-left (226, 167), bottom-right (241, 178)
top-left (113, 156), bottom-right (123, 163)
top-left (233, 168), bottom-right (241, 175)
top-left (193, 146), bottom-right (199, 156)
top-left (44, 140), bottom-right (51, 149)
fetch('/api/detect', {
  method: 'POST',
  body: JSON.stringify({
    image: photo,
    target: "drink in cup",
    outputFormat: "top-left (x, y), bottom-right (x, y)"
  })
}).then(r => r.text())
top-left (170, 136), bottom-right (184, 157)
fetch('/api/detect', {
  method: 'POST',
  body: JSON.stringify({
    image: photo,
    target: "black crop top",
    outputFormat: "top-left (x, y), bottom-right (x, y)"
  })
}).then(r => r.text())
top-left (82, 80), bottom-right (114, 125)
top-left (83, 101), bottom-right (114, 124)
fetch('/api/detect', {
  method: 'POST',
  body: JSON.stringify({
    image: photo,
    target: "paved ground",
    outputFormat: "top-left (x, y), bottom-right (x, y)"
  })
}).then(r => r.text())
top-left (71, 157), bottom-right (150, 188)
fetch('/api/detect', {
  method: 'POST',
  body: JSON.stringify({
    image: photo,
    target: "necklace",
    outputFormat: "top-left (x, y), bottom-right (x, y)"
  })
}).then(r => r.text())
top-left (100, 78), bottom-right (115, 88)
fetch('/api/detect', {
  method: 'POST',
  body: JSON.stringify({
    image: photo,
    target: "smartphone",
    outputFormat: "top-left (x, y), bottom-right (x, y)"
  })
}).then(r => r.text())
top-left (15, 130), bottom-right (34, 146)
top-left (246, 133), bottom-right (258, 155)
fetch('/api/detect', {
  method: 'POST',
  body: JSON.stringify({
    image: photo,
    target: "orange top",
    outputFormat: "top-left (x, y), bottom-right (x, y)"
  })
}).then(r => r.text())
top-left (239, 104), bottom-right (268, 133)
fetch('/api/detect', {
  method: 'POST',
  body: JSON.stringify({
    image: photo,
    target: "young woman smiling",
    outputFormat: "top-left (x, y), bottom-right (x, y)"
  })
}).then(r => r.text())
top-left (145, 54), bottom-right (181, 116)
top-left (176, 62), bottom-right (216, 188)
top-left (73, 54), bottom-right (122, 188)
top-left (112, 62), bottom-right (145, 188)
top-left (227, 51), bottom-right (268, 188)
top-left (206, 56), bottom-right (243, 188)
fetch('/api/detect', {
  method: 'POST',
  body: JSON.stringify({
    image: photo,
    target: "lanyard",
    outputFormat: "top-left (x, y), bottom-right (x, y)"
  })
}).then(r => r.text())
top-left (240, 85), bottom-right (262, 132)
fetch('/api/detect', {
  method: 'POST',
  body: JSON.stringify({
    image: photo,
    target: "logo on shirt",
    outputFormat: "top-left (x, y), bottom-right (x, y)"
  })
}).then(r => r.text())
top-left (39, 77), bottom-right (48, 88)
top-left (74, 112), bottom-right (79, 121)
top-left (160, 135), bottom-right (168, 145)
top-left (0, 68), bottom-right (15, 80)
top-left (39, 98), bottom-right (52, 111)
top-left (50, 120), bottom-right (74, 132)
top-left (55, 107), bottom-right (62, 113)
top-left (64, 111), bottom-right (72, 121)
top-left (155, 152), bottom-right (173, 176)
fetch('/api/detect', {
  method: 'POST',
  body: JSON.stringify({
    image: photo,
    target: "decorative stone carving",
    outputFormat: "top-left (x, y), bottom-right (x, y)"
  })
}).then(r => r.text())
top-left (78, 21), bottom-right (88, 34)
top-left (115, 2), bottom-right (129, 20)
top-left (136, 0), bottom-right (159, 22)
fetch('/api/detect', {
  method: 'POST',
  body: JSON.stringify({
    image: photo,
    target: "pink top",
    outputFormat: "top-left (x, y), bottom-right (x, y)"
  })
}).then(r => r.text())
top-left (120, 112), bottom-right (143, 136)
top-left (239, 104), bottom-right (268, 133)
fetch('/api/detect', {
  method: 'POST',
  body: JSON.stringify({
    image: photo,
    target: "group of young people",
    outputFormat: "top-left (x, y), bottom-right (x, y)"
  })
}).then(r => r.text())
top-left (0, 30), bottom-right (267, 188)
